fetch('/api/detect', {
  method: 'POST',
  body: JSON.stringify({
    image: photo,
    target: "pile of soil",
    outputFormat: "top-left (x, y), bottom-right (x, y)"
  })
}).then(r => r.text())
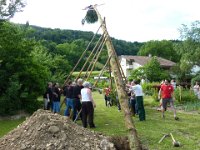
top-left (0, 109), bottom-right (118, 150)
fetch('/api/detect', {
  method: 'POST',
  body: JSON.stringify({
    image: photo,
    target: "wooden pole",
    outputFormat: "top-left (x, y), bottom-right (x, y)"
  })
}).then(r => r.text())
top-left (93, 6), bottom-right (142, 150)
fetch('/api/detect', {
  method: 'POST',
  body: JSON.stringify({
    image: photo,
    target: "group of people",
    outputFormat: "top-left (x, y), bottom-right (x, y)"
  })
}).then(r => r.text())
top-left (127, 78), bottom-right (179, 121)
top-left (43, 77), bottom-right (180, 129)
top-left (43, 79), bottom-right (96, 128)
top-left (43, 82), bottom-right (61, 113)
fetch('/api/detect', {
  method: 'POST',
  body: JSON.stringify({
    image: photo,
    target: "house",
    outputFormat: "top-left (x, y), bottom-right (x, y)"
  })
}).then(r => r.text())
top-left (119, 55), bottom-right (176, 77)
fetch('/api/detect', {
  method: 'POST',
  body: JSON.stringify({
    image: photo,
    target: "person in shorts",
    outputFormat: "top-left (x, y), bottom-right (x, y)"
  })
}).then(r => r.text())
top-left (158, 79), bottom-right (179, 120)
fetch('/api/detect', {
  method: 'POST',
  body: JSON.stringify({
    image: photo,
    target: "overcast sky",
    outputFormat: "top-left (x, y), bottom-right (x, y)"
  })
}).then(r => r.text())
top-left (11, 0), bottom-right (200, 42)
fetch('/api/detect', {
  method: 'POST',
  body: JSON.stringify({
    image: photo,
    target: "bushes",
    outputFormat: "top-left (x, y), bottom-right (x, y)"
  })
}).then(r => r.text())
top-left (142, 82), bottom-right (199, 105)
top-left (174, 87), bottom-right (198, 103)
top-left (142, 82), bottom-right (160, 101)
top-left (191, 74), bottom-right (200, 86)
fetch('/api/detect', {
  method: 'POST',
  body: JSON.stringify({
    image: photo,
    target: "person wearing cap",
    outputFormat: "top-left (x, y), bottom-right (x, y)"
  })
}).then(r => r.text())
top-left (81, 81), bottom-right (96, 128)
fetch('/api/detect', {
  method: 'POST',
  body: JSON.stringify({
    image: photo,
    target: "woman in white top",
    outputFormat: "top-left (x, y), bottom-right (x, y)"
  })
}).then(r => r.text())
top-left (81, 81), bottom-right (96, 128)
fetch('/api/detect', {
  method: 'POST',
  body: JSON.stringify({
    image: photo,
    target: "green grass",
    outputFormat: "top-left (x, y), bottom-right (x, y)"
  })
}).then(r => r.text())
top-left (1, 92), bottom-right (200, 150)
top-left (0, 118), bottom-right (25, 137)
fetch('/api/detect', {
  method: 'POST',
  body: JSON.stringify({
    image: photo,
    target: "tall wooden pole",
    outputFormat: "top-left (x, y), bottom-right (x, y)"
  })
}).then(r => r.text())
top-left (93, 6), bottom-right (142, 150)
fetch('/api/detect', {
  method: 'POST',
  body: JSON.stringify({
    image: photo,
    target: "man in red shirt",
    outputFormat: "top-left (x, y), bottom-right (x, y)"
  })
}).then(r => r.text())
top-left (158, 79), bottom-right (179, 120)
top-left (104, 86), bottom-right (112, 107)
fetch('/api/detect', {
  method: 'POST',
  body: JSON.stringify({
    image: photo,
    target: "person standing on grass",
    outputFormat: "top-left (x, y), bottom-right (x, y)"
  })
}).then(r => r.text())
top-left (158, 79), bottom-right (179, 120)
top-left (52, 83), bottom-right (61, 113)
top-left (64, 81), bottom-right (76, 120)
top-left (128, 80), bottom-right (146, 121)
top-left (73, 78), bottom-right (84, 120)
top-left (43, 82), bottom-right (53, 110)
top-left (103, 86), bottom-right (112, 107)
top-left (81, 81), bottom-right (96, 128)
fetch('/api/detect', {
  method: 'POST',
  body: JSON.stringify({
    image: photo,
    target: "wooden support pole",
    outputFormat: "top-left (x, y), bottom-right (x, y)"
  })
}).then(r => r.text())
top-left (93, 6), bottom-right (142, 150)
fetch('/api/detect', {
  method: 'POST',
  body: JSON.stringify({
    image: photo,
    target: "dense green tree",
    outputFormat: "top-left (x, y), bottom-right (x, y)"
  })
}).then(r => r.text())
top-left (129, 67), bottom-right (145, 81)
top-left (138, 40), bottom-right (180, 62)
top-left (174, 21), bottom-right (200, 81)
top-left (24, 25), bottom-right (143, 57)
top-left (143, 57), bottom-right (164, 82)
top-left (0, 22), bottom-right (49, 115)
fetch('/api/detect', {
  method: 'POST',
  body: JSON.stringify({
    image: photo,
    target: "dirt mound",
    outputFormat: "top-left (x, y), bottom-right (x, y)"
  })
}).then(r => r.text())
top-left (0, 109), bottom-right (116, 150)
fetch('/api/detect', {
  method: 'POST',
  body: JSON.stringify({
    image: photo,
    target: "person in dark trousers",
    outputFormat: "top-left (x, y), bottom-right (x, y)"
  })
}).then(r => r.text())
top-left (52, 83), bottom-right (61, 113)
top-left (73, 78), bottom-right (84, 120)
top-left (81, 81), bottom-right (96, 128)
top-left (64, 81), bottom-right (76, 120)
top-left (127, 80), bottom-right (146, 121)
top-left (43, 82), bottom-right (53, 110)
top-left (103, 86), bottom-right (112, 107)
top-left (129, 91), bottom-right (138, 116)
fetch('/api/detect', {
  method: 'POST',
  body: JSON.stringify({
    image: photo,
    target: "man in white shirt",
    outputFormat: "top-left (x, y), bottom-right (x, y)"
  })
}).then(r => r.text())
top-left (128, 80), bottom-right (146, 121)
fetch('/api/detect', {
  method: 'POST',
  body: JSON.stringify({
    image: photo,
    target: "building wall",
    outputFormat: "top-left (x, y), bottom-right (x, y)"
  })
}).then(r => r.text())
top-left (120, 57), bottom-right (143, 77)
top-left (120, 57), bottom-right (127, 77)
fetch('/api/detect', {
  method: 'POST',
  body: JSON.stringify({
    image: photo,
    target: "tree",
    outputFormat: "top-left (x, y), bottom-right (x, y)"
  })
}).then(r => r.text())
top-left (129, 67), bottom-right (145, 81)
top-left (138, 40), bottom-right (180, 62)
top-left (129, 57), bottom-right (170, 82)
top-left (0, 0), bottom-right (25, 20)
top-left (0, 22), bottom-right (49, 115)
top-left (174, 21), bottom-right (200, 81)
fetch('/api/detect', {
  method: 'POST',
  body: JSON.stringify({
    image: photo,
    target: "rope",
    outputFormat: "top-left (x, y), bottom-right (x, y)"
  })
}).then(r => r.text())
top-left (64, 23), bottom-right (102, 84)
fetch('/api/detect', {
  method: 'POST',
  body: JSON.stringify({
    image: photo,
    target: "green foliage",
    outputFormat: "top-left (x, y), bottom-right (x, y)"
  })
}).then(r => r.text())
top-left (174, 21), bottom-right (200, 81)
top-left (144, 57), bottom-right (170, 82)
top-left (174, 88), bottom-right (198, 103)
top-left (24, 25), bottom-right (143, 58)
top-left (0, 75), bottom-right (21, 115)
top-left (129, 67), bottom-right (145, 81)
top-left (23, 98), bottom-right (43, 114)
top-left (191, 74), bottom-right (200, 86)
top-left (85, 9), bottom-right (98, 24)
top-left (129, 57), bottom-right (170, 82)
top-left (143, 57), bottom-right (162, 82)
top-left (138, 40), bottom-right (180, 62)
top-left (141, 82), bottom-right (160, 102)
top-left (0, 22), bottom-right (48, 115)
top-left (183, 101), bottom-right (200, 111)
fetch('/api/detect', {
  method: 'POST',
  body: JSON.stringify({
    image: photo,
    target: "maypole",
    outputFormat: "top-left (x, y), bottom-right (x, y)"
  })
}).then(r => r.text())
top-left (83, 4), bottom-right (142, 150)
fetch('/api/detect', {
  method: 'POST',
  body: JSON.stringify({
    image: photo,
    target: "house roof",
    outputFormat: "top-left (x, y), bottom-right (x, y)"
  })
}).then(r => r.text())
top-left (120, 55), bottom-right (176, 68)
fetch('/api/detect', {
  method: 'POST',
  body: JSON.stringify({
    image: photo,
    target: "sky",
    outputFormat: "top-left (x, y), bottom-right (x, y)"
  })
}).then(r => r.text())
top-left (11, 0), bottom-right (200, 42)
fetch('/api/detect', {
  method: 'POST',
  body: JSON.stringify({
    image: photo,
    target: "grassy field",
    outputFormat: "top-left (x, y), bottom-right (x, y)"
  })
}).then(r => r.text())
top-left (0, 118), bottom-right (25, 137)
top-left (1, 92), bottom-right (200, 150)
